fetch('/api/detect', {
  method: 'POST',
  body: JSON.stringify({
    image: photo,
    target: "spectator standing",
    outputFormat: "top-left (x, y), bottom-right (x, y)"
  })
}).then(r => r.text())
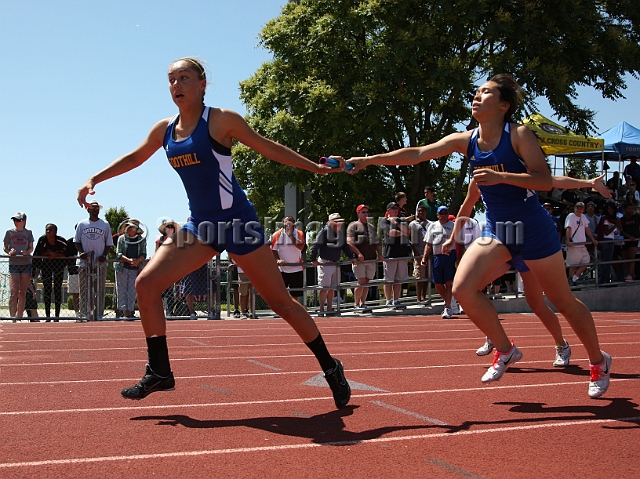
top-left (584, 201), bottom-right (599, 236)
top-left (423, 206), bottom-right (456, 318)
top-left (74, 199), bottom-right (113, 320)
top-left (619, 202), bottom-right (640, 281)
top-left (542, 203), bottom-right (562, 241)
top-left (606, 171), bottom-right (621, 199)
top-left (623, 156), bottom-right (640, 185)
top-left (409, 205), bottom-right (429, 303)
top-left (114, 221), bottom-right (147, 319)
top-left (379, 202), bottom-right (412, 308)
top-left (416, 186), bottom-right (439, 221)
top-left (4, 212), bottom-right (34, 320)
top-left (309, 213), bottom-right (355, 315)
top-left (565, 202), bottom-right (598, 285)
top-left (395, 192), bottom-right (414, 221)
top-left (595, 202), bottom-right (619, 284)
top-left (347, 204), bottom-right (382, 311)
top-left (271, 216), bottom-right (306, 304)
top-left (34, 223), bottom-right (69, 320)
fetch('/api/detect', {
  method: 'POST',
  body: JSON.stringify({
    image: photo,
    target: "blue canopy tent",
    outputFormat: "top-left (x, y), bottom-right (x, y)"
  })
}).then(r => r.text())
top-left (563, 121), bottom-right (640, 177)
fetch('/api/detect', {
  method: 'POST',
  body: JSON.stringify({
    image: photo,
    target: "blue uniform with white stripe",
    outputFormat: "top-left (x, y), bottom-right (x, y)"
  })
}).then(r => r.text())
top-left (163, 106), bottom-right (264, 254)
top-left (468, 123), bottom-right (560, 260)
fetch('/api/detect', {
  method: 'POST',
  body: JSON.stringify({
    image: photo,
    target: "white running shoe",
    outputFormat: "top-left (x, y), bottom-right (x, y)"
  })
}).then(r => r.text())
top-left (441, 307), bottom-right (452, 319)
top-left (476, 338), bottom-right (494, 356)
top-left (553, 340), bottom-right (571, 367)
top-left (450, 297), bottom-right (460, 315)
top-left (588, 351), bottom-right (612, 398)
top-left (481, 341), bottom-right (523, 383)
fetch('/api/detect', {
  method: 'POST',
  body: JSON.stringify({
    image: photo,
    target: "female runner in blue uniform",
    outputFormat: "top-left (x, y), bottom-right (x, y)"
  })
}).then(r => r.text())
top-left (347, 74), bottom-right (611, 398)
top-left (77, 58), bottom-right (350, 408)
top-left (442, 174), bottom-right (610, 365)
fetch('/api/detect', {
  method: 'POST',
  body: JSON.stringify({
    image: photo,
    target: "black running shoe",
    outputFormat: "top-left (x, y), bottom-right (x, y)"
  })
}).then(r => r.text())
top-left (324, 358), bottom-right (351, 409)
top-left (121, 364), bottom-right (175, 399)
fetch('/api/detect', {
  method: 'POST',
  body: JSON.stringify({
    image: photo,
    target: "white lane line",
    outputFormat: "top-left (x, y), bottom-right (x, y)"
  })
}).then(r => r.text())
top-left (1, 378), bottom-right (637, 416)
top-left (371, 400), bottom-right (448, 425)
top-left (1, 416), bottom-right (638, 469)
top-left (246, 360), bottom-right (282, 371)
top-left (0, 323), bottom-right (632, 344)
top-left (1, 345), bottom-right (638, 368)
top-left (186, 339), bottom-right (207, 346)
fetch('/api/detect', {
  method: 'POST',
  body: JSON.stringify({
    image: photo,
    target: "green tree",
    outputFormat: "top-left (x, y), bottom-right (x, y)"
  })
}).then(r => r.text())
top-left (235, 0), bottom-right (640, 219)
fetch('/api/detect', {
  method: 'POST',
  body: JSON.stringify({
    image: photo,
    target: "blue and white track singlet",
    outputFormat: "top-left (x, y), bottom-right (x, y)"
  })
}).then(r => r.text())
top-left (467, 123), bottom-right (560, 260)
top-left (162, 107), bottom-right (264, 255)
top-left (163, 107), bottom-right (249, 222)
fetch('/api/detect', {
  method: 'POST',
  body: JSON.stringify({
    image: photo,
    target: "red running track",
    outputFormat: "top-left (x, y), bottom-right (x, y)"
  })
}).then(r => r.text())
top-left (1, 312), bottom-right (639, 478)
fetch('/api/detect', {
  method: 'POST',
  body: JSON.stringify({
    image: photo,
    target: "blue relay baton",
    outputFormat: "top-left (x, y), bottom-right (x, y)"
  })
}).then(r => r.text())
top-left (319, 156), bottom-right (354, 172)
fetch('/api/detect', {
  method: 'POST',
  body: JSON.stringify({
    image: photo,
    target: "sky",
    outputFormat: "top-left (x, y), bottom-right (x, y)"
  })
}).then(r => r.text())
top-left (2, 0), bottom-right (639, 246)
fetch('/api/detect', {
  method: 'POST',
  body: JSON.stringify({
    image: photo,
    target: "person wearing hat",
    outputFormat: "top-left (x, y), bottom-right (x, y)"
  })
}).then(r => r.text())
top-left (74, 199), bottom-right (114, 320)
top-left (347, 204), bottom-right (382, 311)
top-left (156, 219), bottom-right (180, 316)
top-left (114, 221), bottom-right (147, 319)
top-left (379, 202), bottom-right (412, 308)
top-left (423, 206), bottom-right (456, 318)
top-left (565, 202), bottom-right (598, 286)
top-left (4, 212), bottom-right (34, 320)
top-left (309, 213), bottom-right (356, 315)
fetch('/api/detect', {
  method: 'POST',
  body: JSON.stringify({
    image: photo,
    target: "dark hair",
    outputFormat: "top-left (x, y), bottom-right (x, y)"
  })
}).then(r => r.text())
top-left (45, 223), bottom-right (57, 232)
top-left (395, 192), bottom-right (407, 202)
top-left (424, 186), bottom-right (434, 193)
top-left (489, 74), bottom-right (523, 123)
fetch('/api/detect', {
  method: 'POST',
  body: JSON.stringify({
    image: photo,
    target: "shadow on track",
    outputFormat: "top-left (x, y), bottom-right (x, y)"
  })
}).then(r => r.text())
top-left (445, 397), bottom-right (640, 433)
top-left (131, 405), bottom-right (442, 446)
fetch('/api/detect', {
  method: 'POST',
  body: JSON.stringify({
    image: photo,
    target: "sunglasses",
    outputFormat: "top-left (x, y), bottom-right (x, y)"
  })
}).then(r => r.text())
top-left (359, 210), bottom-right (369, 214)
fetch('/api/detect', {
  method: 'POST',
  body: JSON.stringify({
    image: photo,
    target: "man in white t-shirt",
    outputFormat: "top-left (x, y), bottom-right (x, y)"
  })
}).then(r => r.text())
top-left (423, 206), bottom-right (456, 318)
top-left (271, 216), bottom-right (306, 304)
top-left (565, 202), bottom-right (598, 285)
top-left (74, 199), bottom-right (113, 320)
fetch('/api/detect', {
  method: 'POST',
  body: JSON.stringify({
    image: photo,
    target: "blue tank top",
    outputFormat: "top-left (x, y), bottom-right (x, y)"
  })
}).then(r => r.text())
top-left (467, 123), bottom-right (540, 221)
top-left (163, 107), bottom-right (249, 222)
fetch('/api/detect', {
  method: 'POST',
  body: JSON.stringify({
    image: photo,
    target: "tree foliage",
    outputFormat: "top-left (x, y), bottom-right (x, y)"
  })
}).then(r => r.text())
top-left (235, 0), bottom-right (640, 220)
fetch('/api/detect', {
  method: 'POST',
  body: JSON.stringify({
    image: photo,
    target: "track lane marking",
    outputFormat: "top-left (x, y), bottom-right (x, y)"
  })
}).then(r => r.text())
top-left (1, 378), bottom-right (637, 416)
top-left (3, 353), bottom-right (640, 386)
top-left (1, 415), bottom-right (638, 469)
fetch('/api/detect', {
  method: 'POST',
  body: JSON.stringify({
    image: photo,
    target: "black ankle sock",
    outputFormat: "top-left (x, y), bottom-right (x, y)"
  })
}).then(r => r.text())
top-left (305, 333), bottom-right (336, 372)
top-left (146, 336), bottom-right (171, 377)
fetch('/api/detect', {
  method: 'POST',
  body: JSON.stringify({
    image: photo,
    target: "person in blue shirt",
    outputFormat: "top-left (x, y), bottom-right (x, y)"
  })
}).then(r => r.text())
top-left (347, 74), bottom-right (611, 398)
top-left (77, 57), bottom-right (350, 409)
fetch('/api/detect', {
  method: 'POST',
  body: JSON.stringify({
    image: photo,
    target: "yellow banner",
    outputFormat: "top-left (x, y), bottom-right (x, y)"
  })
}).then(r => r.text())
top-left (523, 113), bottom-right (604, 155)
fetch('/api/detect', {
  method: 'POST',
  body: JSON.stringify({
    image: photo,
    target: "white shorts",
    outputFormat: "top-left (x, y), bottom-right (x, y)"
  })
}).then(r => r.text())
top-left (317, 263), bottom-right (339, 287)
top-left (565, 245), bottom-right (590, 266)
top-left (352, 262), bottom-right (376, 280)
top-left (383, 259), bottom-right (409, 282)
top-left (67, 274), bottom-right (80, 294)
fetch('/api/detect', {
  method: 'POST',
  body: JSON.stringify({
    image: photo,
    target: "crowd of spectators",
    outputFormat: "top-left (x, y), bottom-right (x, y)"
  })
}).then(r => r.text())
top-left (5, 166), bottom-right (639, 321)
